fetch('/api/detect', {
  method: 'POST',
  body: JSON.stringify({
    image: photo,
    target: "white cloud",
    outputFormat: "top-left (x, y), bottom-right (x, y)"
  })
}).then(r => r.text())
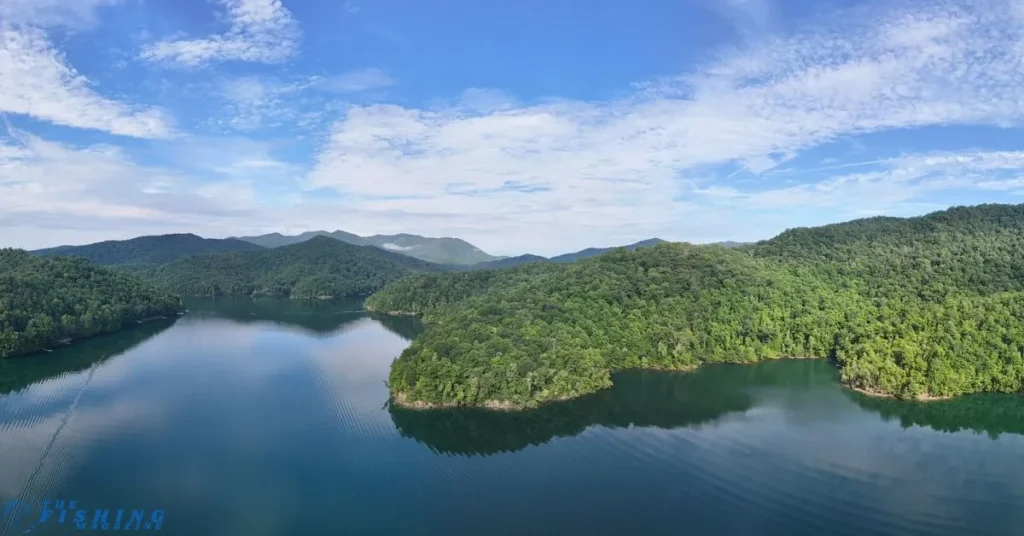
top-left (6, 0), bottom-right (1024, 255)
top-left (300, 0), bottom-right (1024, 253)
top-left (316, 68), bottom-right (394, 94)
top-left (0, 0), bottom-right (121, 29)
top-left (0, 127), bottom-right (262, 248)
top-left (218, 76), bottom-right (312, 130)
top-left (140, 0), bottom-right (299, 67)
top-left (380, 243), bottom-right (414, 251)
top-left (697, 151), bottom-right (1024, 211)
top-left (0, 27), bottom-right (174, 138)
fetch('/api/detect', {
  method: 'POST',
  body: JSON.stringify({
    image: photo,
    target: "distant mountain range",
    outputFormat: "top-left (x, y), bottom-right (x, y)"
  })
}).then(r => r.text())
top-left (234, 231), bottom-right (500, 265)
top-left (29, 231), bottom-right (749, 273)
top-left (549, 238), bottom-right (667, 263)
top-left (32, 234), bottom-right (264, 268)
top-left (466, 238), bottom-right (749, 270)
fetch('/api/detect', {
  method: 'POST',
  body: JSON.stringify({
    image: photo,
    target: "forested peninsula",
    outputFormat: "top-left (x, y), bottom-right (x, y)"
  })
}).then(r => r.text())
top-left (0, 250), bottom-right (183, 358)
top-left (367, 204), bottom-right (1024, 409)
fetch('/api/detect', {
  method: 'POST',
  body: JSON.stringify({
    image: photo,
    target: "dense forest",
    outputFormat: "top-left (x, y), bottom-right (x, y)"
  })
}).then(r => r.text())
top-left (368, 203), bottom-right (1024, 409)
top-left (32, 233), bottom-right (264, 269)
top-left (0, 250), bottom-right (183, 358)
top-left (139, 236), bottom-right (449, 299)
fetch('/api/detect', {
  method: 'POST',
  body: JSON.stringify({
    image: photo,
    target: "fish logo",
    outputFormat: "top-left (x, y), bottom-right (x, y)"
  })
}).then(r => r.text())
top-left (1, 500), bottom-right (36, 534)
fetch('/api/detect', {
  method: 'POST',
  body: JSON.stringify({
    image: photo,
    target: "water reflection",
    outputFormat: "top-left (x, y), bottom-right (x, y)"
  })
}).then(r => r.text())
top-left (0, 319), bottom-right (177, 396)
top-left (389, 360), bottom-right (828, 456)
top-left (4, 302), bottom-right (1024, 536)
top-left (182, 298), bottom-right (423, 340)
top-left (182, 297), bottom-right (366, 335)
top-left (847, 391), bottom-right (1024, 439)
top-left (391, 359), bottom-right (1024, 456)
top-left (370, 313), bottom-right (425, 341)
top-left (0, 300), bottom-right (416, 536)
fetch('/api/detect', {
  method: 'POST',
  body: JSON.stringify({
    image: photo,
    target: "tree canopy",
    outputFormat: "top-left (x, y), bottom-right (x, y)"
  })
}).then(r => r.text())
top-left (367, 203), bottom-right (1024, 408)
top-left (0, 249), bottom-right (183, 358)
top-left (139, 236), bottom-right (451, 299)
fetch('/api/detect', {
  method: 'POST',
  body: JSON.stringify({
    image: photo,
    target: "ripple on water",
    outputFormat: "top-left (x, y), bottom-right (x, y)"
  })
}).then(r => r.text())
top-left (564, 398), bottom-right (1022, 536)
top-left (9, 312), bottom-right (1024, 536)
top-left (0, 366), bottom-right (103, 519)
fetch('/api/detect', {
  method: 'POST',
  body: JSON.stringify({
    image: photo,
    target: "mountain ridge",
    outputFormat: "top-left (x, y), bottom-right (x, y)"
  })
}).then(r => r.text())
top-left (234, 230), bottom-right (499, 265)
top-left (32, 234), bottom-right (265, 267)
top-left (467, 238), bottom-right (749, 270)
top-left (138, 235), bottom-right (451, 299)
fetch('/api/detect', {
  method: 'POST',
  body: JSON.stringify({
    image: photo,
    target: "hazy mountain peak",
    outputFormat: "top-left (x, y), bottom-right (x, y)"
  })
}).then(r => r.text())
top-left (32, 234), bottom-right (265, 267)
top-left (235, 230), bottom-right (498, 265)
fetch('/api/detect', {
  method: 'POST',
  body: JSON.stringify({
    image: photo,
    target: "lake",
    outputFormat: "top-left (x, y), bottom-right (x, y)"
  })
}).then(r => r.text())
top-left (3, 298), bottom-right (1024, 535)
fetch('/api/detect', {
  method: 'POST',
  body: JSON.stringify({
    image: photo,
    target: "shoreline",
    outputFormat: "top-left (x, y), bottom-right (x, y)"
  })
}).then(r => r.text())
top-left (3, 313), bottom-right (181, 359)
top-left (364, 308), bottom-right (420, 316)
top-left (391, 392), bottom-right (526, 411)
top-left (390, 356), bottom-right (829, 411)
top-left (390, 356), bottom-right (966, 411)
top-left (846, 384), bottom-right (953, 402)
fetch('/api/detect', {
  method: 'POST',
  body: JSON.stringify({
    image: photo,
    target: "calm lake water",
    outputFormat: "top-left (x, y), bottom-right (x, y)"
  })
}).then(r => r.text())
top-left (3, 298), bottom-right (1024, 535)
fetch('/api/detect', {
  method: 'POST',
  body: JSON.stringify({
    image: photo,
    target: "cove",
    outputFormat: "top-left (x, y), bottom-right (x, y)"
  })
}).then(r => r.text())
top-left (3, 298), bottom-right (1024, 536)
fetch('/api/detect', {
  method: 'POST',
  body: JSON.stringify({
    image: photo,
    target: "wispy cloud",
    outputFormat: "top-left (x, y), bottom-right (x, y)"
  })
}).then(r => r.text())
top-left (217, 76), bottom-right (312, 131)
top-left (6, 0), bottom-right (1024, 255)
top-left (0, 0), bottom-right (122, 30)
top-left (0, 126), bottom-right (261, 247)
top-left (0, 27), bottom-right (174, 138)
top-left (301, 0), bottom-right (1024, 253)
top-left (315, 68), bottom-right (394, 94)
top-left (694, 151), bottom-right (1024, 211)
top-left (710, 0), bottom-right (775, 36)
top-left (140, 0), bottom-right (300, 67)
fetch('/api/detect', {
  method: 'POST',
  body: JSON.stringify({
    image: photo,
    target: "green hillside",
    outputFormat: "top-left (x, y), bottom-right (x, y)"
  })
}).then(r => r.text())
top-left (548, 238), bottom-right (665, 263)
top-left (235, 230), bottom-right (500, 265)
top-left (364, 234), bottom-right (498, 265)
top-left (140, 236), bottom-right (450, 299)
top-left (0, 250), bottom-right (183, 358)
top-left (469, 254), bottom-right (552, 271)
top-left (32, 234), bottom-right (264, 268)
top-left (368, 203), bottom-right (1024, 409)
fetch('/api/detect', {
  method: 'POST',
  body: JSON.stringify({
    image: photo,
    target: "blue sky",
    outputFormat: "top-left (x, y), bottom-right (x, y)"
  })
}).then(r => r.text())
top-left (1, 0), bottom-right (1023, 256)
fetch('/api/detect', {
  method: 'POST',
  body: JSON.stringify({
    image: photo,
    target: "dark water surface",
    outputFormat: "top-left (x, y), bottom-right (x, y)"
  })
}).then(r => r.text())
top-left (3, 298), bottom-right (1024, 536)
